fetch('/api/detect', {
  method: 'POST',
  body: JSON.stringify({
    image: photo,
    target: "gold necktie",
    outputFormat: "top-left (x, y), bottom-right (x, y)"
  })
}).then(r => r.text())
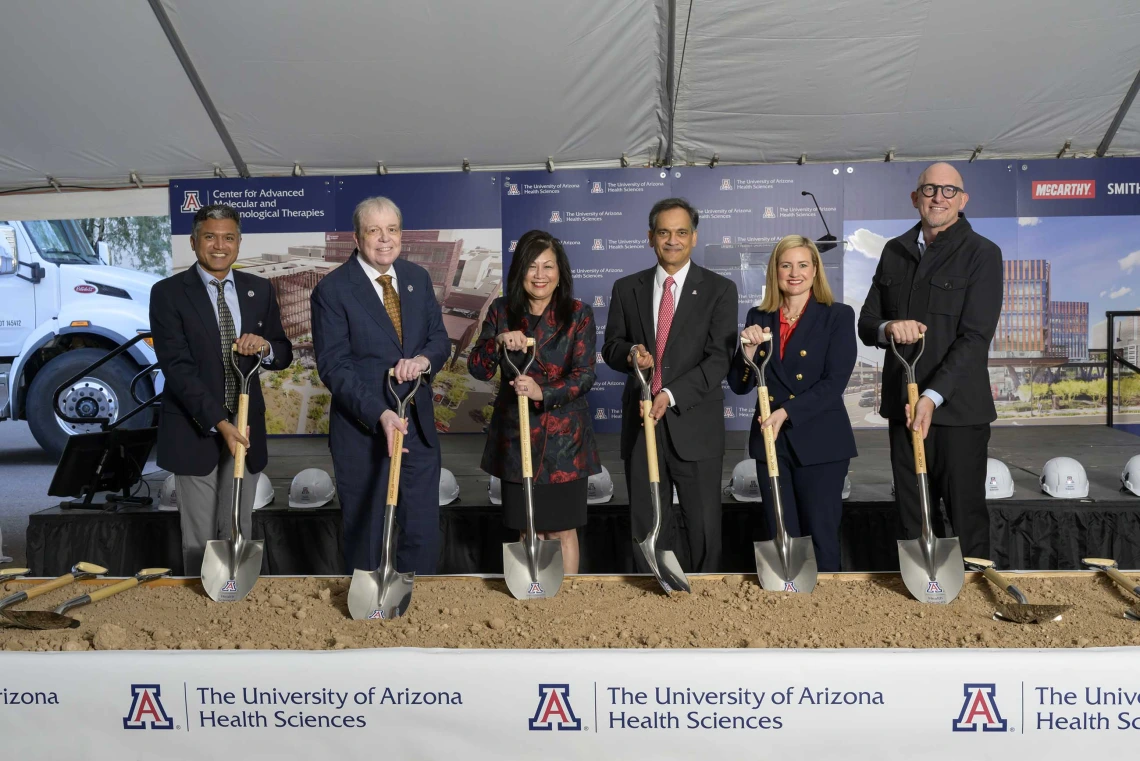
top-left (378, 274), bottom-right (403, 344)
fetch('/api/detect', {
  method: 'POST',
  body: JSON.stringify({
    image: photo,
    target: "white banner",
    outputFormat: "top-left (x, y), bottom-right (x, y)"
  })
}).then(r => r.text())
top-left (4, 647), bottom-right (1140, 760)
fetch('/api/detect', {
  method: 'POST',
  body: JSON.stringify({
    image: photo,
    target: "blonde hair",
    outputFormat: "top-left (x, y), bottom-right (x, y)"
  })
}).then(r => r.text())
top-left (757, 234), bottom-right (834, 312)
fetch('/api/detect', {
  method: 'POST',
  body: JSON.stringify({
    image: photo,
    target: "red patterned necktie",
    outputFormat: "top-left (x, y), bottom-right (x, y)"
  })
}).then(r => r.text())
top-left (652, 275), bottom-right (675, 395)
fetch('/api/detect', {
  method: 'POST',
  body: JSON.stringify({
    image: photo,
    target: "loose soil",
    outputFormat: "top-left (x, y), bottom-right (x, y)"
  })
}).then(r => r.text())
top-left (2, 574), bottom-right (1139, 652)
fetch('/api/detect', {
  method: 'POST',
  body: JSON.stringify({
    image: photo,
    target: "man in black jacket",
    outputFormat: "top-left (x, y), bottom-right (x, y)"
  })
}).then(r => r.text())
top-left (603, 198), bottom-right (738, 572)
top-left (151, 205), bottom-right (292, 575)
top-left (858, 162), bottom-right (1003, 558)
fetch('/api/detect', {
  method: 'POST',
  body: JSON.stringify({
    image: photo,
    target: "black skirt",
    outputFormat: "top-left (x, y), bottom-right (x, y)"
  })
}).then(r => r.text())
top-left (502, 477), bottom-right (588, 532)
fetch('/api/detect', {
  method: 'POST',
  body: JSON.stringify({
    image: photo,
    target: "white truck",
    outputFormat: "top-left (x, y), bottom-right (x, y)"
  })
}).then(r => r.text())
top-left (0, 219), bottom-right (162, 459)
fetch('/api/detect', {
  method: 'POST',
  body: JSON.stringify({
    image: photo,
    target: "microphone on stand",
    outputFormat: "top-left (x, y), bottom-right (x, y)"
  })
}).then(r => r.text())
top-left (801, 190), bottom-right (838, 252)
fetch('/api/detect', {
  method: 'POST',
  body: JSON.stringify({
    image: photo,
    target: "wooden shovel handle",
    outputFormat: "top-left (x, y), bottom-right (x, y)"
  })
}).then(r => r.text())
top-left (517, 395), bottom-right (533, 479)
top-left (642, 400), bottom-right (659, 484)
top-left (23, 573), bottom-right (78, 600)
top-left (86, 577), bottom-right (141, 603)
top-left (906, 383), bottom-right (927, 474)
top-left (756, 386), bottom-right (779, 478)
top-left (386, 425), bottom-right (404, 505)
top-left (233, 392), bottom-right (250, 479)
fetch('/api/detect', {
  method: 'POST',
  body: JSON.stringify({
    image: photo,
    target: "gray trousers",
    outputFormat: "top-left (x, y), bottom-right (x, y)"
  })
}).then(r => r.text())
top-left (176, 448), bottom-right (258, 577)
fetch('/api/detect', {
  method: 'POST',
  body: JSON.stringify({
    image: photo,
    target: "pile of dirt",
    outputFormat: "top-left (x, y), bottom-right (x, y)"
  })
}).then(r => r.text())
top-left (1, 574), bottom-right (1138, 652)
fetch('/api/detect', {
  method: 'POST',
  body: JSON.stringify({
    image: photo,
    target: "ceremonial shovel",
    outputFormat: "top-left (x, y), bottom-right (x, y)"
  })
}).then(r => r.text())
top-left (1082, 557), bottom-right (1140, 621)
top-left (891, 335), bottom-right (964, 604)
top-left (348, 370), bottom-right (425, 620)
top-left (964, 557), bottom-right (1068, 623)
top-left (0, 562), bottom-right (106, 630)
top-left (55, 568), bottom-right (171, 615)
top-left (630, 348), bottom-right (690, 595)
top-left (740, 333), bottom-right (816, 593)
top-left (201, 345), bottom-right (267, 603)
top-left (501, 338), bottom-right (564, 600)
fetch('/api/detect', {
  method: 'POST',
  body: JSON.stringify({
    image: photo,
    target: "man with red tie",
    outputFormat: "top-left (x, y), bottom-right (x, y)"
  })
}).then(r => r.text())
top-left (602, 198), bottom-right (738, 572)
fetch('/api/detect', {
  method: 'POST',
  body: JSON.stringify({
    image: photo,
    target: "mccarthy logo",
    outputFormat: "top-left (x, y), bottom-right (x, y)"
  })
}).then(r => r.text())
top-left (123, 684), bottom-right (175, 730)
top-left (1031, 180), bottom-right (1094, 199)
top-left (180, 190), bottom-right (202, 213)
top-left (529, 684), bottom-right (582, 731)
top-left (953, 684), bottom-right (1008, 732)
top-left (506, 184), bottom-right (520, 196)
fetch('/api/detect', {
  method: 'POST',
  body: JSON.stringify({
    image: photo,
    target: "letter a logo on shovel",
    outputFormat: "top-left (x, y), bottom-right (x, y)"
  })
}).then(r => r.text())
top-left (527, 582), bottom-right (545, 596)
top-left (221, 580), bottom-right (237, 593)
top-left (368, 610), bottom-right (385, 619)
top-left (927, 581), bottom-right (943, 594)
top-left (783, 580), bottom-right (799, 592)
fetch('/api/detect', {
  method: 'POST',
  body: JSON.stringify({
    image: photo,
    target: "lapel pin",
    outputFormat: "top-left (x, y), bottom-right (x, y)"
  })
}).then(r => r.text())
top-left (247, 290), bottom-right (255, 297)
top-left (407, 284), bottom-right (413, 292)
top-left (691, 290), bottom-right (697, 295)
top-left (257, 320), bottom-right (263, 328)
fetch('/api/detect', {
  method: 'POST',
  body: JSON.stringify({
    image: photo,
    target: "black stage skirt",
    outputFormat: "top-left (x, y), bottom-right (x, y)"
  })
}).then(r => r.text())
top-left (502, 477), bottom-right (588, 532)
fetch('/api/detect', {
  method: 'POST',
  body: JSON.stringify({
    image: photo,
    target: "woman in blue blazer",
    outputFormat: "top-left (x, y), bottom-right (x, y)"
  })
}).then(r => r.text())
top-left (727, 234), bottom-right (857, 571)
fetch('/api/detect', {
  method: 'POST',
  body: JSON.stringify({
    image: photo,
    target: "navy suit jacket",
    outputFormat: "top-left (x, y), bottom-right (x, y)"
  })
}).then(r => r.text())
top-left (727, 299), bottom-right (858, 467)
top-left (310, 254), bottom-right (451, 463)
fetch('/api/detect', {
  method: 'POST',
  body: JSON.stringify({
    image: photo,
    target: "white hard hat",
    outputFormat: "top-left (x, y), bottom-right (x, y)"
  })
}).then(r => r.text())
top-left (842, 473), bottom-right (851, 500)
top-left (439, 468), bottom-right (459, 505)
top-left (253, 472), bottom-right (275, 510)
top-left (289, 468), bottom-right (335, 508)
top-left (729, 460), bottom-right (761, 502)
top-left (985, 458), bottom-right (1015, 499)
top-left (1040, 456), bottom-right (1089, 499)
top-left (587, 466), bottom-right (614, 504)
top-left (160, 474), bottom-right (178, 509)
top-left (488, 476), bottom-right (502, 506)
top-left (1121, 455), bottom-right (1140, 496)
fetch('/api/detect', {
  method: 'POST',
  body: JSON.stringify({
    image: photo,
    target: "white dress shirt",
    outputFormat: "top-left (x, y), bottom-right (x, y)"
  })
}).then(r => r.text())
top-left (652, 259), bottom-right (692, 408)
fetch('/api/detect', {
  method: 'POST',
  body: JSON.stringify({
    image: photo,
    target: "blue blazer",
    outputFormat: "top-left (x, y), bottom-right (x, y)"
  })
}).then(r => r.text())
top-left (727, 299), bottom-right (858, 467)
top-left (310, 254), bottom-right (451, 459)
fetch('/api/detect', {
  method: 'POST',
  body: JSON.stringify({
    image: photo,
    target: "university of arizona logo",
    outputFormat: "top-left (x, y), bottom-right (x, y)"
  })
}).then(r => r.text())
top-left (953, 684), bottom-right (1007, 732)
top-left (988, 476), bottom-right (998, 490)
top-left (783, 581), bottom-right (798, 592)
top-left (550, 211), bottom-right (562, 223)
top-left (180, 190), bottom-right (202, 213)
top-left (529, 684), bottom-right (582, 731)
top-left (527, 582), bottom-right (544, 596)
top-left (592, 295), bottom-right (605, 308)
top-left (592, 239), bottom-right (604, 251)
top-left (722, 235), bottom-right (732, 245)
top-left (124, 684), bottom-right (175, 730)
top-left (720, 179), bottom-right (733, 191)
top-left (724, 406), bottom-right (735, 418)
top-left (368, 610), bottom-right (385, 620)
top-left (590, 181), bottom-right (604, 194)
top-left (221, 580), bottom-right (238, 593)
top-left (509, 240), bottom-right (518, 253)
top-left (763, 206), bottom-right (775, 219)
top-left (595, 408), bottom-right (607, 420)
top-left (927, 580), bottom-right (944, 594)
top-left (506, 184), bottom-right (520, 196)
top-left (595, 351), bottom-right (604, 363)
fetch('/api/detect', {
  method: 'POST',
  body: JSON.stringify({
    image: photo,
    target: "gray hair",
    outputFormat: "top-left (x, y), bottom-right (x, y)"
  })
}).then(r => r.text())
top-left (191, 204), bottom-right (242, 239)
top-left (352, 196), bottom-right (403, 238)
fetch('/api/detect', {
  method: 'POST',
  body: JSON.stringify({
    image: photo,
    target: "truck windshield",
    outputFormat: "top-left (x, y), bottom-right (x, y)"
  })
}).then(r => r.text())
top-left (22, 220), bottom-right (100, 265)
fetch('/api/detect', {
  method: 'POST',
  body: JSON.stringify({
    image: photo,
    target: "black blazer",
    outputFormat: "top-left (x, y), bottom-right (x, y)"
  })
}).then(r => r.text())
top-left (857, 215), bottom-right (1003, 426)
top-left (727, 300), bottom-right (858, 467)
top-left (602, 263), bottom-right (738, 462)
top-left (150, 266), bottom-right (293, 477)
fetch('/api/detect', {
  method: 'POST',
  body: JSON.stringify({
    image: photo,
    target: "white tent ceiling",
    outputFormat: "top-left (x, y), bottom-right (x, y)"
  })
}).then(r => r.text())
top-left (1, 0), bottom-right (1139, 192)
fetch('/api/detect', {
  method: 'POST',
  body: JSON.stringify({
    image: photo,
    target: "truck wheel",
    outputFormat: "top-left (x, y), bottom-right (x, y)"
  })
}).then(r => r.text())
top-left (26, 348), bottom-right (154, 460)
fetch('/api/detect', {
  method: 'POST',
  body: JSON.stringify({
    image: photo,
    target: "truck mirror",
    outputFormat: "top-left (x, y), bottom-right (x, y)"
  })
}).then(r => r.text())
top-left (0, 225), bottom-right (16, 275)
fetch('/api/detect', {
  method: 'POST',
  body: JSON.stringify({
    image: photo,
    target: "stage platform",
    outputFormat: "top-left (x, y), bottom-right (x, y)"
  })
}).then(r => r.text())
top-left (25, 426), bottom-right (1140, 576)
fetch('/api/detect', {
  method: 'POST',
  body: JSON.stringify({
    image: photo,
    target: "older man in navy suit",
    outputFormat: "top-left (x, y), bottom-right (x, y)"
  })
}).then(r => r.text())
top-left (311, 196), bottom-right (451, 575)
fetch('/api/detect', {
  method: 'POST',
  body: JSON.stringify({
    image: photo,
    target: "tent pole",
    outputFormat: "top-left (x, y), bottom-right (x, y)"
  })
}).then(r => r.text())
top-left (663, 0), bottom-right (677, 167)
top-left (147, 0), bottom-right (251, 178)
top-left (1097, 65), bottom-right (1140, 157)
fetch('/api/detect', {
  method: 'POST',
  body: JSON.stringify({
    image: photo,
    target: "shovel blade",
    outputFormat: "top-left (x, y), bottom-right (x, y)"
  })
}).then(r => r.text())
top-left (201, 539), bottom-right (264, 603)
top-left (503, 539), bottom-right (563, 600)
top-left (994, 603), bottom-right (1069, 624)
top-left (754, 537), bottom-right (818, 594)
top-left (898, 537), bottom-right (964, 604)
top-left (347, 568), bottom-right (415, 620)
top-left (635, 538), bottom-right (691, 594)
top-left (0, 609), bottom-right (79, 630)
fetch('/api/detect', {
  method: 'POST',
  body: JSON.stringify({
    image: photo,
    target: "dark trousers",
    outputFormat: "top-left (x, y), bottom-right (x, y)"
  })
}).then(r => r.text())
top-left (889, 421), bottom-right (990, 559)
top-left (335, 412), bottom-right (441, 575)
top-left (625, 419), bottom-right (722, 573)
top-left (753, 434), bottom-right (849, 572)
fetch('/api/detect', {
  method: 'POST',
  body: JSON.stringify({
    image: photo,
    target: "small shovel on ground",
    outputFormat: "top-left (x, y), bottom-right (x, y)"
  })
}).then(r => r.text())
top-left (0, 562), bottom-right (106, 630)
top-left (348, 370), bottom-right (425, 619)
top-left (55, 568), bottom-right (171, 616)
top-left (629, 349), bottom-right (690, 595)
top-left (740, 333), bottom-right (817, 594)
top-left (964, 557), bottom-right (1069, 623)
top-left (891, 335), bottom-right (964, 604)
top-left (500, 338), bottom-right (564, 600)
top-left (1082, 557), bottom-right (1140, 621)
top-left (202, 345), bottom-right (266, 603)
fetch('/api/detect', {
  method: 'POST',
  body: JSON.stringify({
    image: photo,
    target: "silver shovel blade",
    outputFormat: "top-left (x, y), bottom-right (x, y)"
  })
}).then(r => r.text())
top-left (754, 537), bottom-right (818, 593)
top-left (898, 537), bottom-right (964, 604)
top-left (635, 538), bottom-right (691, 594)
top-left (201, 539), bottom-right (264, 603)
top-left (503, 539), bottom-right (563, 600)
top-left (347, 567), bottom-right (415, 620)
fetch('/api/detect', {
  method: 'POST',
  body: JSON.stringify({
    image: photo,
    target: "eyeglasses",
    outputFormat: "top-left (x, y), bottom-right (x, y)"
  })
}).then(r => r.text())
top-left (917, 183), bottom-right (963, 199)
